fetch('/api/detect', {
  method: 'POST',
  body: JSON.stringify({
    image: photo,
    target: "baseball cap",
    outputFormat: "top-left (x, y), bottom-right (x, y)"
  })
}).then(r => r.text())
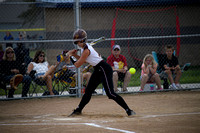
top-left (112, 45), bottom-right (121, 50)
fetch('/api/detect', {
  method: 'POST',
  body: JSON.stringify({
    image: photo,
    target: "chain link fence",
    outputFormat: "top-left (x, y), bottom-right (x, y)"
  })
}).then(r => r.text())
top-left (0, 0), bottom-right (200, 99)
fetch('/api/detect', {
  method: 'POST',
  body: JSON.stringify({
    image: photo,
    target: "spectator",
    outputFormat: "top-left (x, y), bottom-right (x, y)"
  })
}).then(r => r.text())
top-left (107, 45), bottom-right (131, 92)
top-left (45, 49), bottom-right (91, 87)
top-left (59, 50), bottom-right (91, 87)
top-left (0, 44), bottom-right (4, 61)
top-left (27, 50), bottom-right (55, 95)
top-left (161, 45), bottom-right (182, 89)
top-left (4, 31), bottom-right (14, 48)
top-left (0, 47), bottom-right (32, 98)
top-left (140, 54), bottom-right (163, 91)
top-left (14, 43), bottom-right (32, 74)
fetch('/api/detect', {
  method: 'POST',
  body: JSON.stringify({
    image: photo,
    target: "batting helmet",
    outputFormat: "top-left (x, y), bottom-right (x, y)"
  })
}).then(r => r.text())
top-left (73, 29), bottom-right (87, 44)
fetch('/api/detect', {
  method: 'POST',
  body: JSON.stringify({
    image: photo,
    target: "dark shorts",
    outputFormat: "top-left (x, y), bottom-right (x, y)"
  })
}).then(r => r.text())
top-left (114, 70), bottom-right (128, 82)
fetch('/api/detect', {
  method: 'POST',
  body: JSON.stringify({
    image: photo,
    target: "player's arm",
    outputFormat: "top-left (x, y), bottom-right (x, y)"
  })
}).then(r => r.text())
top-left (175, 65), bottom-right (181, 70)
top-left (164, 64), bottom-right (170, 70)
top-left (142, 64), bottom-right (149, 74)
top-left (74, 49), bottom-right (90, 68)
top-left (26, 63), bottom-right (34, 74)
top-left (149, 64), bottom-right (157, 74)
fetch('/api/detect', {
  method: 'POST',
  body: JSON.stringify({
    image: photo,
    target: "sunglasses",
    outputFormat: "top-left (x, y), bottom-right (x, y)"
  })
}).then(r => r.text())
top-left (114, 49), bottom-right (120, 51)
top-left (74, 41), bottom-right (79, 45)
top-left (39, 55), bottom-right (45, 57)
top-left (6, 51), bottom-right (14, 54)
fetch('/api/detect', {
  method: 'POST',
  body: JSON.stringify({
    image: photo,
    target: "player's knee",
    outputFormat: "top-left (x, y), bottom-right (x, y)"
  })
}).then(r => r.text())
top-left (165, 70), bottom-right (171, 75)
top-left (154, 73), bottom-right (159, 78)
top-left (107, 92), bottom-right (117, 100)
top-left (113, 72), bottom-right (118, 80)
top-left (126, 71), bottom-right (131, 79)
top-left (142, 74), bottom-right (148, 79)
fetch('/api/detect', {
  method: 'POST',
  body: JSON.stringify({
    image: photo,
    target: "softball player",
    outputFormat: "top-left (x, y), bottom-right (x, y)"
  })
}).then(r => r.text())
top-left (68, 29), bottom-right (135, 117)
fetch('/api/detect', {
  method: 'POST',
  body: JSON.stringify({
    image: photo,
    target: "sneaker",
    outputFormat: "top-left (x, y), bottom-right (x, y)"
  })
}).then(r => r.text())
top-left (122, 88), bottom-right (128, 92)
top-left (68, 109), bottom-right (82, 117)
top-left (126, 110), bottom-right (136, 116)
top-left (176, 84), bottom-right (182, 89)
top-left (115, 89), bottom-right (119, 93)
top-left (139, 89), bottom-right (143, 91)
top-left (169, 85), bottom-right (178, 89)
top-left (157, 88), bottom-right (163, 90)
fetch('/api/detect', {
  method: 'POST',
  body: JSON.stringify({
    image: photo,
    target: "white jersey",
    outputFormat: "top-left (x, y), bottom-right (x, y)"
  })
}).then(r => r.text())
top-left (31, 61), bottom-right (49, 74)
top-left (81, 43), bottom-right (103, 66)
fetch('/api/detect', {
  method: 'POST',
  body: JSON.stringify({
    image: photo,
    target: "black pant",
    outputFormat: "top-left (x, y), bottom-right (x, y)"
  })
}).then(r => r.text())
top-left (77, 61), bottom-right (131, 112)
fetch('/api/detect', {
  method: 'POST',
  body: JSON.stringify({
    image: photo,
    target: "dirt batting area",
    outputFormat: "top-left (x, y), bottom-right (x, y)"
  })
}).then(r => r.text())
top-left (0, 90), bottom-right (200, 133)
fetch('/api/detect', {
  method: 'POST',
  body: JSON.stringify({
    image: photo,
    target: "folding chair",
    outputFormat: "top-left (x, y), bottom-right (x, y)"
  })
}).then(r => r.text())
top-left (54, 68), bottom-right (77, 95)
top-left (28, 70), bottom-right (59, 97)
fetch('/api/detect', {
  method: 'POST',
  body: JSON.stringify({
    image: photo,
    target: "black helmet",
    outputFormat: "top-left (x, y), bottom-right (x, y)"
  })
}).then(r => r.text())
top-left (73, 29), bottom-right (87, 44)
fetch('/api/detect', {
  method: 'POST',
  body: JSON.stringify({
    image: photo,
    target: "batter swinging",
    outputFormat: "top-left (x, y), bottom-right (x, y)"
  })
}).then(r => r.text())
top-left (68, 29), bottom-right (135, 117)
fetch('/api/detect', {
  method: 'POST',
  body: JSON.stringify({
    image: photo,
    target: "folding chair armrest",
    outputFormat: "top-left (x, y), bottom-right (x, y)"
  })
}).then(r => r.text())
top-left (29, 70), bottom-right (36, 79)
top-left (181, 63), bottom-right (191, 72)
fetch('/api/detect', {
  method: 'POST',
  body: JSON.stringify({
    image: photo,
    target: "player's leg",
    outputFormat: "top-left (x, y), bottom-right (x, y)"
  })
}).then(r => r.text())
top-left (113, 71), bottom-right (119, 92)
top-left (21, 75), bottom-right (32, 97)
top-left (45, 75), bottom-right (54, 95)
top-left (174, 67), bottom-right (182, 88)
top-left (100, 62), bottom-right (135, 116)
top-left (82, 72), bottom-right (91, 86)
top-left (40, 65), bottom-right (56, 80)
top-left (151, 73), bottom-right (162, 90)
top-left (165, 70), bottom-right (177, 89)
top-left (140, 74), bottom-right (149, 90)
top-left (122, 71), bottom-right (131, 92)
top-left (69, 69), bottom-right (101, 116)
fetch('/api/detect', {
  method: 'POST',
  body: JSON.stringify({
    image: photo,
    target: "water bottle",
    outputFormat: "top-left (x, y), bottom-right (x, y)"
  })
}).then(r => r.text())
top-left (102, 88), bottom-right (106, 95)
top-left (150, 84), bottom-right (154, 90)
top-left (163, 79), bottom-right (169, 89)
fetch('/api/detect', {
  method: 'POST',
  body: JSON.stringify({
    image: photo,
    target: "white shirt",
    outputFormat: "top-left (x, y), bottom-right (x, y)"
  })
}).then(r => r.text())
top-left (81, 43), bottom-right (103, 66)
top-left (31, 61), bottom-right (49, 74)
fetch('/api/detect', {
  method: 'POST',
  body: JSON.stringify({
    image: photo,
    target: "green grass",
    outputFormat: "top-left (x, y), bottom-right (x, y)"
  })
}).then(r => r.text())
top-left (1, 66), bottom-right (200, 96)
top-left (129, 66), bottom-right (200, 86)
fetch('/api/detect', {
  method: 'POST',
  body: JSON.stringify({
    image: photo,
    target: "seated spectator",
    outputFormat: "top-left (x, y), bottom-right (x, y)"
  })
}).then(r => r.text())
top-left (44, 50), bottom-right (91, 87)
top-left (60, 50), bottom-right (91, 87)
top-left (0, 44), bottom-right (4, 61)
top-left (0, 47), bottom-right (31, 98)
top-left (107, 45), bottom-right (131, 92)
top-left (161, 45), bottom-right (182, 89)
top-left (140, 54), bottom-right (163, 91)
top-left (27, 50), bottom-right (55, 95)
top-left (14, 43), bottom-right (32, 74)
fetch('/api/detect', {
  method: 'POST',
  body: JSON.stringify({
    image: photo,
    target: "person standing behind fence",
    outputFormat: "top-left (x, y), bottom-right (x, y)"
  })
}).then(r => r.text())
top-left (107, 45), bottom-right (131, 92)
top-left (0, 47), bottom-right (31, 98)
top-left (0, 44), bottom-right (4, 61)
top-left (4, 31), bottom-right (14, 48)
top-left (68, 29), bottom-right (135, 117)
top-left (161, 45), bottom-right (182, 89)
top-left (14, 43), bottom-right (32, 74)
top-left (140, 54), bottom-right (163, 91)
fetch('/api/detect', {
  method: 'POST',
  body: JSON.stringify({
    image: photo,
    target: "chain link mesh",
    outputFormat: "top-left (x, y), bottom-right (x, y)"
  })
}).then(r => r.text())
top-left (0, 1), bottom-right (200, 99)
